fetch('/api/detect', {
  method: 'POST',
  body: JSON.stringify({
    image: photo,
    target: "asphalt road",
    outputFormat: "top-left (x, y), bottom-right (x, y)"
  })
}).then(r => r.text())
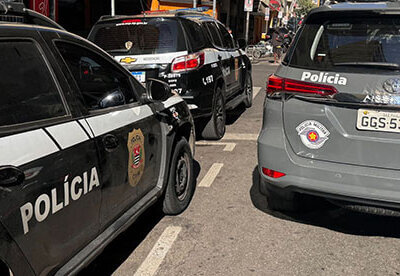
top-left (80, 60), bottom-right (400, 276)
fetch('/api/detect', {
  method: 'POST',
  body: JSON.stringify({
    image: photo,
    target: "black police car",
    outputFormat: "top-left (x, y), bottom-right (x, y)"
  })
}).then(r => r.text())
top-left (88, 8), bottom-right (253, 140)
top-left (0, 3), bottom-right (196, 275)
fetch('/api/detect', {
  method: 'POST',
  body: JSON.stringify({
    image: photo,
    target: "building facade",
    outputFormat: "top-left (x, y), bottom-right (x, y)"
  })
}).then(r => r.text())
top-left (22, 0), bottom-right (152, 36)
top-left (20, 0), bottom-right (274, 43)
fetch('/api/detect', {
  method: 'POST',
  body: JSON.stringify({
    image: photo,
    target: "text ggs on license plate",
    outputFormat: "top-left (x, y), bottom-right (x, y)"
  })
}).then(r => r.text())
top-left (357, 109), bottom-right (400, 133)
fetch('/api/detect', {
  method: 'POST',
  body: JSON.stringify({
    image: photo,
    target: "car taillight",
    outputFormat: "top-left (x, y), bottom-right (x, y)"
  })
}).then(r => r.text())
top-left (266, 75), bottom-right (338, 96)
top-left (262, 167), bottom-right (286, 178)
top-left (171, 52), bottom-right (205, 73)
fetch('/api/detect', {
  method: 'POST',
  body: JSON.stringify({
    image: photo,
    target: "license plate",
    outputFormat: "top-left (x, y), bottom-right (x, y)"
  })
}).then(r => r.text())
top-left (131, 71), bottom-right (146, 83)
top-left (357, 109), bottom-right (400, 133)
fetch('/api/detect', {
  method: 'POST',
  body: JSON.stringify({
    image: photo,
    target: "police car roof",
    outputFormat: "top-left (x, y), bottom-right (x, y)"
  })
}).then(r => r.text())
top-left (97, 11), bottom-right (216, 24)
top-left (0, 22), bottom-right (90, 45)
top-left (305, 1), bottom-right (400, 22)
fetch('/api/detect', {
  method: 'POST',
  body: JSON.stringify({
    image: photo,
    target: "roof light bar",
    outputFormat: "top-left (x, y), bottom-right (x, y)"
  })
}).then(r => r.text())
top-left (143, 7), bottom-right (210, 15)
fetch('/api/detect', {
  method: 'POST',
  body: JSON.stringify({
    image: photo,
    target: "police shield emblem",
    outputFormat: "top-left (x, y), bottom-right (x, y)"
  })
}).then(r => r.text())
top-left (128, 129), bottom-right (145, 187)
top-left (125, 41), bottom-right (133, 50)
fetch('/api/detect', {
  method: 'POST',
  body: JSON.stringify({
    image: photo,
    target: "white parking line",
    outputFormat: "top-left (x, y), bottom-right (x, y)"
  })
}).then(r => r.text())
top-left (198, 163), bottom-right (224, 187)
top-left (253, 87), bottom-right (262, 99)
top-left (222, 133), bottom-right (258, 141)
top-left (196, 141), bottom-right (236, 151)
top-left (134, 226), bottom-right (182, 276)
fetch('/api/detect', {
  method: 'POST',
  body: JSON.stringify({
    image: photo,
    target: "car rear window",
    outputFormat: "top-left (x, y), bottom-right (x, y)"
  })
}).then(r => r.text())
top-left (289, 14), bottom-right (400, 72)
top-left (89, 18), bottom-right (186, 55)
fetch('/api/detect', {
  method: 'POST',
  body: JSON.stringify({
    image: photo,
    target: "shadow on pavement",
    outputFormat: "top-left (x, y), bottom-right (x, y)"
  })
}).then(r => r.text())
top-left (250, 166), bottom-right (400, 238)
top-left (194, 104), bottom-right (247, 140)
top-left (78, 205), bottom-right (165, 276)
top-left (79, 160), bottom-right (201, 275)
top-left (226, 103), bottom-right (246, 125)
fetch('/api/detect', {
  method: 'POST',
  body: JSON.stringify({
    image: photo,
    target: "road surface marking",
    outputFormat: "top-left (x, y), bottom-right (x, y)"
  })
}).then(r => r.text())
top-left (253, 87), bottom-right (262, 99)
top-left (196, 141), bottom-right (236, 151)
top-left (134, 226), bottom-right (182, 276)
top-left (198, 163), bottom-right (224, 187)
top-left (222, 133), bottom-right (258, 141)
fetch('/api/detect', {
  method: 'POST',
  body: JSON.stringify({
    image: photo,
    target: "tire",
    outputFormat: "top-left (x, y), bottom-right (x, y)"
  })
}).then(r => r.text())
top-left (243, 72), bottom-right (253, 108)
top-left (253, 49), bottom-right (262, 59)
top-left (163, 138), bottom-right (195, 215)
top-left (261, 179), bottom-right (301, 212)
top-left (201, 86), bottom-right (226, 140)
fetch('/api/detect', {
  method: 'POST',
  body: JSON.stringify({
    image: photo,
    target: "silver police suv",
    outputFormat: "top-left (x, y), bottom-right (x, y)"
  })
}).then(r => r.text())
top-left (258, 1), bottom-right (400, 215)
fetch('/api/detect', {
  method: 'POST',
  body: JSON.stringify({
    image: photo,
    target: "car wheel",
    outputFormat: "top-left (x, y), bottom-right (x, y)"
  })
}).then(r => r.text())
top-left (201, 86), bottom-right (226, 140)
top-left (243, 72), bottom-right (253, 108)
top-left (162, 137), bottom-right (195, 215)
top-left (253, 49), bottom-right (262, 59)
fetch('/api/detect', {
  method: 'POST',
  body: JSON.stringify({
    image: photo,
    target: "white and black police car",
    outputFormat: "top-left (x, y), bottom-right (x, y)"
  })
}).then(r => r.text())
top-left (88, 8), bottom-right (253, 140)
top-left (0, 2), bottom-right (196, 275)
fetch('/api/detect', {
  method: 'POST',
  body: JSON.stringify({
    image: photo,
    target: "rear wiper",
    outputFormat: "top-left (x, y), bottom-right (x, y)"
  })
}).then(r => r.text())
top-left (106, 49), bottom-right (130, 54)
top-left (334, 62), bottom-right (400, 70)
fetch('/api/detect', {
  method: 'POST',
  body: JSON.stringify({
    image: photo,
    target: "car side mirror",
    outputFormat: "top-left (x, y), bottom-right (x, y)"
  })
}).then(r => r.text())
top-left (237, 38), bottom-right (247, 50)
top-left (144, 78), bottom-right (172, 102)
top-left (99, 89), bottom-right (125, 108)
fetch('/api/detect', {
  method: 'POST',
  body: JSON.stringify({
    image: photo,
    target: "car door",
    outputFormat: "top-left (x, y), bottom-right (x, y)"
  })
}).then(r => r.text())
top-left (217, 22), bottom-right (243, 94)
top-left (204, 22), bottom-right (234, 96)
top-left (0, 33), bottom-right (101, 275)
top-left (53, 40), bottom-right (164, 226)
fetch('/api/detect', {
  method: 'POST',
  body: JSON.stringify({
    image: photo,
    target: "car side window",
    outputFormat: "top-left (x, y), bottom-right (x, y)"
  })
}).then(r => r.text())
top-left (217, 23), bottom-right (235, 49)
top-left (182, 20), bottom-right (207, 52)
top-left (0, 40), bottom-right (67, 127)
top-left (205, 22), bottom-right (223, 48)
top-left (55, 41), bottom-right (137, 111)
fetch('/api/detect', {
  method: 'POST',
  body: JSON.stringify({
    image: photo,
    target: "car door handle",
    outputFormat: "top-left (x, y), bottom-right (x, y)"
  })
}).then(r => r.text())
top-left (102, 134), bottom-right (119, 151)
top-left (0, 166), bottom-right (25, 187)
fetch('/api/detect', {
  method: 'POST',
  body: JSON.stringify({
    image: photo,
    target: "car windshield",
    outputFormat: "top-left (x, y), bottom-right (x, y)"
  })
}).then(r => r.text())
top-left (90, 18), bottom-right (186, 55)
top-left (289, 15), bottom-right (400, 72)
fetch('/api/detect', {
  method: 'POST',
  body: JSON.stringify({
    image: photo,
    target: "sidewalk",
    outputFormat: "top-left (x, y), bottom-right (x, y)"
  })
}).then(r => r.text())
top-left (250, 56), bottom-right (281, 65)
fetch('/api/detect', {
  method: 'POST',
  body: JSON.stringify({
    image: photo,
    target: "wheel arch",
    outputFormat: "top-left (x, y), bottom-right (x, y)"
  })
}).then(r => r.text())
top-left (243, 54), bottom-right (252, 72)
top-left (175, 122), bottom-right (193, 145)
top-left (0, 224), bottom-right (35, 276)
top-left (0, 259), bottom-right (15, 276)
top-left (213, 77), bottom-right (226, 102)
top-left (162, 120), bottom-right (195, 193)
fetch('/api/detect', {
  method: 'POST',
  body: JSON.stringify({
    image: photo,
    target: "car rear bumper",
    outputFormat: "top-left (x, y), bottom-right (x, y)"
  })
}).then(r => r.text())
top-left (257, 99), bottom-right (400, 208)
top-left (181, 87), bottom-right (214, 119)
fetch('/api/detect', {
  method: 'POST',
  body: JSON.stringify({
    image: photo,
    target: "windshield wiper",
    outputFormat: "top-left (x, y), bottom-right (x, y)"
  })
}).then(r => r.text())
top-left (334, 62), bottom-right (400, 70)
